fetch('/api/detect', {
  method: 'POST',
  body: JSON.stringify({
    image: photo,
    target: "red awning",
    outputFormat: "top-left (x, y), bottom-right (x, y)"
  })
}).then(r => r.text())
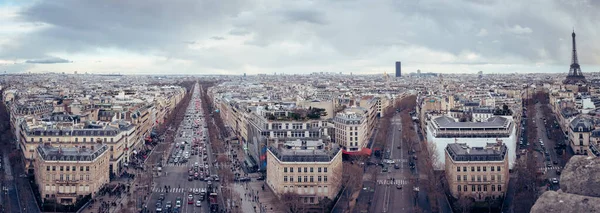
top-left (342, 148), bottom-right (372, 156)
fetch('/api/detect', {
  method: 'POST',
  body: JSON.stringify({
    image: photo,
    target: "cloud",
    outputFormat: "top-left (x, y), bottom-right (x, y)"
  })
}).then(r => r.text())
top-left (507, 25), bottom-right (533, 35)
top-left (476, 28), bottom-right (488, 37)
top-left (25, 57), bottom-right (71, 64)
top-left (280, 8), bottom-right (328, 25)
top-left (0, 0), bottom-right (599, 75)
top-left (229, 28), bottom-right (250, 36)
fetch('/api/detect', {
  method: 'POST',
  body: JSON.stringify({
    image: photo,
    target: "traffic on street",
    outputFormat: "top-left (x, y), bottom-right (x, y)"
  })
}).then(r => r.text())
top-left (147, 83), bottom-right (220, 213)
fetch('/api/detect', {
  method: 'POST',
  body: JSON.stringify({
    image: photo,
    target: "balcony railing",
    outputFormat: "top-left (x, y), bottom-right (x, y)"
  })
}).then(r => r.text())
top-left (55, 179), bottom-right (79, 184)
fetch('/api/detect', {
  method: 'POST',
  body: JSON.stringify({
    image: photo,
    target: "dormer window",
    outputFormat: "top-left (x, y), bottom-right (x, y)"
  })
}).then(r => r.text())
top-left (579, 127), bottom-right (584, 132)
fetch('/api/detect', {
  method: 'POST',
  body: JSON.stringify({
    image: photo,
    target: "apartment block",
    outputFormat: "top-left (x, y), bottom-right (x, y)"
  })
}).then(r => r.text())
top-left (445, 142), bottom-right (509, 201)
top-left (266, 139), bottom-right (342, 204)
top-left (333, 106), bottom-right (372, 152)
top-left (34, 144), bottom-right (110, 204)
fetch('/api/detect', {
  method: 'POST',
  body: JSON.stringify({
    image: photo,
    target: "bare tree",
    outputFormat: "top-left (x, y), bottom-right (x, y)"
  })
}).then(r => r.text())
top-left (455, 192), bottom-right (473, 213)
top-left (280, 192), bottom-right (308, 213)
top-left (340, 162), bottom-right (364, 209)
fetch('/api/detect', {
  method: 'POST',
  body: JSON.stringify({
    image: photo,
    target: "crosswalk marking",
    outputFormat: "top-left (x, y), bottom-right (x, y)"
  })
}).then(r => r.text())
top-left (164, 162), bottom-right (210, 168)
top-left (538, 166), bottom-right (562, 171)
top-left (376, 179), bottom-right (410, 185)
top-left (152, 187), bottom-right (207, 193)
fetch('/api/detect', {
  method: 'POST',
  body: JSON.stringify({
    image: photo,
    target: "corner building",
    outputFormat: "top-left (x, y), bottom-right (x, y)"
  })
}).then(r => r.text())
top-left (445, 142), bottom-right (509, 201)
top-left (34, 144), bottom-right (110, 204)
top-left (266, 139), bottom-right (342, 204)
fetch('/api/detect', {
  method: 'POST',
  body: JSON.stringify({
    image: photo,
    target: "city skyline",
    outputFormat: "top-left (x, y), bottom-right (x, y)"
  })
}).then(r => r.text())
top-left (1, 0), bottom-right (600, 75)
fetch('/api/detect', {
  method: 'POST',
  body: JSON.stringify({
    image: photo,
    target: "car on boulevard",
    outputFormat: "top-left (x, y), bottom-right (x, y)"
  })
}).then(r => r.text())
top-left (188, 194), bottom-right (194, 204)
top-left (175, 198), bottom-right (182, 208)
top-left (195, 200), bottom-right (202, 207)
top-left (155, 202), bottom-right (163, 212)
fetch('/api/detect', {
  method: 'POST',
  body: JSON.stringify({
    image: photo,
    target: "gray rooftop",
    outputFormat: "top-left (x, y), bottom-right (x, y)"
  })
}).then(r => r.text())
top-left (433, 116), bottom-right (510, 129)
top-left (569, 116), bottom-right (594, 132)
top-left (268, 140), bottom-right (340, 163)
top-left (37, 144), bottom-right (108, 162)
top-left (446, 143), bottom-right (507, 162)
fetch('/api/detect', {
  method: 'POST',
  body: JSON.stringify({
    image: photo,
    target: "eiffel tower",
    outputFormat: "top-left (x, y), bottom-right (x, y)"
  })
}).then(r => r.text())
top-left (563, 30), bottom-right (587, 85)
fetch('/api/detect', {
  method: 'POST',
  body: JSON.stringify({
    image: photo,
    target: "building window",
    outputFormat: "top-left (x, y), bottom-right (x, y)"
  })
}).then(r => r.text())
top-left (457, 185), bottom-right (461, 192)
top-left (498, 175), bottom-right (502, 182)
top-left (318, 167), bottom-right (322, 173)
top-left (310, 176), bottom-right (314, 182)
top-left (477, 185), bottom-right (482, 191)
top-left (324, 176), bottom-right (328, 182)
top-left (83, 138), bottom-right (86, 142)
top-left (456, 167), bottom-right (460, 172)
top-left (284, 176), bottom-right (288, 182)
top-left (318, 176), bottom-right (322, 182)
top-left (324, 168), bottom-right (328, 173)
top-left (290, 168), bottom-right (294, 173)
top-left (497, 166), bottom-right (501, 172)
top-left (477, 176), bottom-right (481, 182)
top-left (310, 167), bottom-right (314, 173)
top-left (471, 167), bottom-right (474, 172)
top-left (491, 175), bottom-right (495, 181)
top-left (60, 174), bottom-right (63, 181)
top-left (284, 167), bottom-right (287, 173)
top-left (46, 166), bottom-right (50, 171)
top-left (457, 175), bottom-right (461, 182)
top-left (464, 185), bottom-right (467, 192)
top-left (304, 176), bottom-right (308, 182)
top-left (483, 176), bottom-right (487, 182)
top-left (80, 166), bottom-right (83, 171)
top-left (86, 175), bottom-right (90, 180)
top-left (66, 166), bottom-right (70, 171)
top-left (477, 166), bottom-right (480, 172)
top-left (60, 166), bottom-right (64, 171)
top-left (298, 167), bottom-right (302, 173)
top-left (52, 166), bottom-right (56, 171)
top-left (472, 185), bottom-right (475, 191)
top-left (463, 175), bottom-right (467, 181)
top-left (491, 185), bottom-right (495, 191)
top-left (463, 167), bottom-right (466, 172)
top-left (86, 166), bottom-right (89, 171)
top-left (471, 176), bottom-right (475, 182)
top-left (498, 185), bottom-right (502, 192)
top-left (80, 175), bottom-right (83, 181)
top-left (298, 176), bottom-right (301, 182)
top-left (491, 166), bottom-right (495, 172)
top-left (484, 185), bottom-right (488, 191)
top-left (304, 167), bottom-right (307, 173)
top-left (483, 166), bottom-right (487, 172)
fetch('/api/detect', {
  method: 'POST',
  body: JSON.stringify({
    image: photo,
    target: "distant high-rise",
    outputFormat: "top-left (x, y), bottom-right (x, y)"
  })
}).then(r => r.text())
top-left (395, 61), bottom-right (402, 77)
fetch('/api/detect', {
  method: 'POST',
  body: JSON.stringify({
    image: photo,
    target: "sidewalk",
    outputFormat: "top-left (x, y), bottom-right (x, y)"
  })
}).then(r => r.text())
top-left (231, 180), bottom-right (284, 213)
top-left (224, 137), bottom-right (284, 213)
top-left (80, 177), bottom-right (138, 213)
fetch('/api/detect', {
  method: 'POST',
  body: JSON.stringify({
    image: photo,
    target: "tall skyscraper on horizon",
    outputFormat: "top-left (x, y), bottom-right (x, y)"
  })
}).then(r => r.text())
top-left (395, 61), bottom-right (401, 77)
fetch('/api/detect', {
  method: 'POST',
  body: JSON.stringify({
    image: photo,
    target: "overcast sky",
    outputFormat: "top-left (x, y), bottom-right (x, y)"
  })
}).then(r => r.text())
top-left (1, 0), bottom-right (599, 75)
